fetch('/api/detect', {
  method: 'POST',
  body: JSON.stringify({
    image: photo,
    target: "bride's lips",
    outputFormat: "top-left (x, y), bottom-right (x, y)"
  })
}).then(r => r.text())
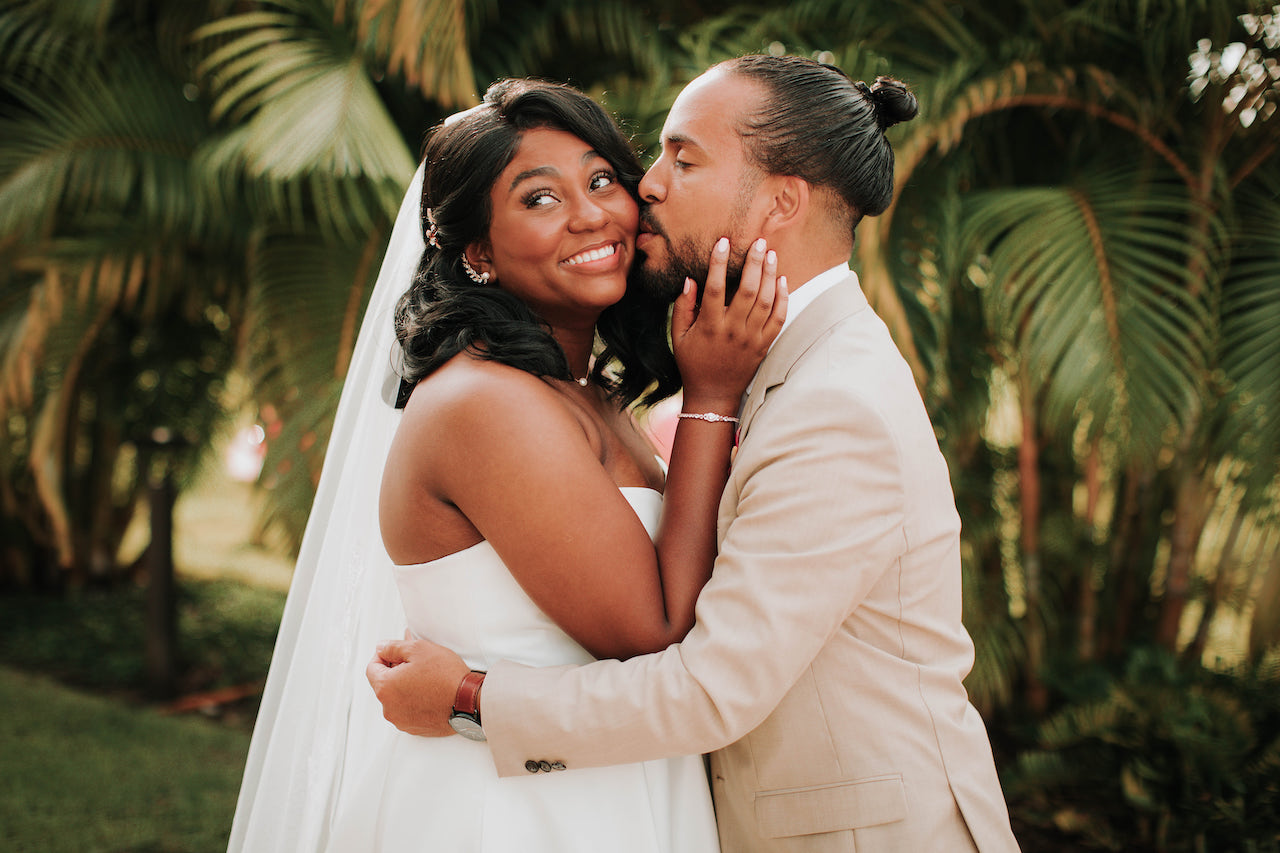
top-left (560, 240), bottom-right (624, 269)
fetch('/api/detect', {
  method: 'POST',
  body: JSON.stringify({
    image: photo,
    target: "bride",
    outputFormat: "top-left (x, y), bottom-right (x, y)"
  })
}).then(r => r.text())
top-left (229, 78), bottom-right (784, 852)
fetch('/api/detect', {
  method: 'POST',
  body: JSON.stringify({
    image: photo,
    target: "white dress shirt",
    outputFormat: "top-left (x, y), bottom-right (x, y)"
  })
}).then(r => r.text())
top-left (745, 262), bottom-right (851, 398)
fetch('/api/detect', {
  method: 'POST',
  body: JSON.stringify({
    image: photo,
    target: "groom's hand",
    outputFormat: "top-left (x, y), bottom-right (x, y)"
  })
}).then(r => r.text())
top-left (367, 633), bottom-right (470, 737)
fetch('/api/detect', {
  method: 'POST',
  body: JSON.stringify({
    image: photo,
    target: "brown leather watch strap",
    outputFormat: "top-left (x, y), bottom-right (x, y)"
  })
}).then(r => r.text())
top-left (452, 670), bottom-right (485, 719)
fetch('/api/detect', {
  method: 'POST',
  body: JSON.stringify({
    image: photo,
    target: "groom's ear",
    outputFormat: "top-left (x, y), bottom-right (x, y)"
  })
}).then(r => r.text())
top-left (759, 175), bottom-right (808, 237)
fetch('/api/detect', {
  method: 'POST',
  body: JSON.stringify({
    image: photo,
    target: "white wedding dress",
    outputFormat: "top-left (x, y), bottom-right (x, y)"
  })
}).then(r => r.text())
top-left (229, 164), bottom-right (718, 853)
top-left (322, 487), bottom-right (720, 853)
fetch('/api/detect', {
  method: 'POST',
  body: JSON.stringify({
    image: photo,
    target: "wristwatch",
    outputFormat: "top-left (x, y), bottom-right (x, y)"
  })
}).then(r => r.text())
top-left (449, 670), bottom-right (486, 741)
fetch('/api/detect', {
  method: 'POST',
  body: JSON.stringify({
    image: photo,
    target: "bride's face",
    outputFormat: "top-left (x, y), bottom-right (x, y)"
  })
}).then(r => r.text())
top-left (469, 127), bottom-right (638, 326)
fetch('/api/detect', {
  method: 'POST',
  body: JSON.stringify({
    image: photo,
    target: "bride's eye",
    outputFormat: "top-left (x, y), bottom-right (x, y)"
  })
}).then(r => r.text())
top-left (589, 169), bottom-right (617, 191)
top-left (523, 188), bottom-right (557, 208)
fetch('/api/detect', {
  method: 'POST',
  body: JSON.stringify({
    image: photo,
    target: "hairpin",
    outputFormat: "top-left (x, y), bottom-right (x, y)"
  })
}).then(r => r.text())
top-left (425, 207), bottom-right (441, 249)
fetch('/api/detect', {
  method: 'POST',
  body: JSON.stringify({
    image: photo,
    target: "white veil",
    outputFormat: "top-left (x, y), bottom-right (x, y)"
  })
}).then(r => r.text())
top-left (227, 164), bottom-right (425, 852)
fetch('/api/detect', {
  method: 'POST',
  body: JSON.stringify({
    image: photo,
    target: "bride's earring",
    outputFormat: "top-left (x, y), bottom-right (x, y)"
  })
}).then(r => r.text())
top-left (462, 257), bottom-right (491, 284)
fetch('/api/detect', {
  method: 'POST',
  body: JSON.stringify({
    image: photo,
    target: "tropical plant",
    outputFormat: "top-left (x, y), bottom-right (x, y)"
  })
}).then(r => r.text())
top-left (4, 0), bottom-right (1280, 846)
top-left (5, 0), bottom-right (1279, 751)
top-left (1009, 648), bottom-right (1280, 851)
top-left (814, 0), bottom-right (1280, 711)
top-left (184, 0), bottom-right (748, 549)
top-left (0, 0), bottom-right (249, 586)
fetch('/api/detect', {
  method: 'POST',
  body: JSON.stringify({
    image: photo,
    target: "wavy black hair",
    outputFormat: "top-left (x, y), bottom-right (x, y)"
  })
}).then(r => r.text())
top-left (395, 78), bottom-right (680, 408)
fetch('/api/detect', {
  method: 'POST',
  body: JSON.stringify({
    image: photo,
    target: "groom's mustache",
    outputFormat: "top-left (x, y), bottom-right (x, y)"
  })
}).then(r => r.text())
top-left (638, 207), bottom-right (668, 241)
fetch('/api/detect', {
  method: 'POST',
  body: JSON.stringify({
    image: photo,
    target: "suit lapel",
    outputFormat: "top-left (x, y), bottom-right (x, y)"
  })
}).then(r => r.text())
top-left (738, 274), bottom-right (868, 440)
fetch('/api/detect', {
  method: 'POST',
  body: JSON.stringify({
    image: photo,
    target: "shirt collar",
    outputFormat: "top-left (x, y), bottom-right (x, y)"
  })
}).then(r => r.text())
top-left (778, 261), bottom-right (851, 338)
top-left (744, 262), bottom-right (852, 398)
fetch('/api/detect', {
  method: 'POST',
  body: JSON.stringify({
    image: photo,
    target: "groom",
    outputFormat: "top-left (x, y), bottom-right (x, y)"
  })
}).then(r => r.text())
top-left (369, 55), bottom-right (1020, 852)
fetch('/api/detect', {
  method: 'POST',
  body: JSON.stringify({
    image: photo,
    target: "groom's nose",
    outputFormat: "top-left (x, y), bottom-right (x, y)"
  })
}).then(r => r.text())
top-left (639, 156), bottom-right (667, 204)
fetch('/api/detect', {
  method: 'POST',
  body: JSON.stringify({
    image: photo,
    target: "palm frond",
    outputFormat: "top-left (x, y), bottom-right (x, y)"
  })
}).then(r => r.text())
top-left (1215, 172), bottom-right (1280, 491)
top-left (0, 52), bottom-right (207, 243)
top-left (961, 168), bottom-right (1214, 457)
top-left (192, 0), bottom-right (414, 233)
top-left (241, 222), bottom-right (391, 552)
top-left (247, 229), bottom-right (382, 384)
top-left (469, 0), bottom-right (679, 95)
top-left (337, 0), bottom-right (475, 108)
top-left (0, 0), bottom-right (115, 81)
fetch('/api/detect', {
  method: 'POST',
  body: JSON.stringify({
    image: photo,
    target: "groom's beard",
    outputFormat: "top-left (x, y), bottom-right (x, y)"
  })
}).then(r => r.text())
top-left (632, 212), bottom-right (747, 306)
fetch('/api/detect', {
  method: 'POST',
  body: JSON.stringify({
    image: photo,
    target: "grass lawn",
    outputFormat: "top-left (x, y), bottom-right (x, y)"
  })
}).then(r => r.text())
top-left (1, 456), bottom-right (291, 851)
top-left (0, 666), bottom-right (251, 853)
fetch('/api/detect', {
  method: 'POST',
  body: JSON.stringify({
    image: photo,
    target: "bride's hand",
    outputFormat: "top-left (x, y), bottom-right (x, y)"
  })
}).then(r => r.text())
top-left (672, 236), bottom-right (787, 412)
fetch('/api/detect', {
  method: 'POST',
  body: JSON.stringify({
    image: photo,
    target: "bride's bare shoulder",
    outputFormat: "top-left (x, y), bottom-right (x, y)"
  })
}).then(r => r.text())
top-left (397, 353), bottom-right (578, 447)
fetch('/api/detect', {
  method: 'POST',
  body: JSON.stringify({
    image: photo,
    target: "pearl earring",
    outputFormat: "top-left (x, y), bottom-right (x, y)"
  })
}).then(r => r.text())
top-left (462, 257), bottom-right (490, 284)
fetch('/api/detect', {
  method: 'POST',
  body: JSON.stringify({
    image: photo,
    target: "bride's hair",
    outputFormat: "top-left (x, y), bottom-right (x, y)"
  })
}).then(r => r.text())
top-left (395, 78), bottom-right (679, 408)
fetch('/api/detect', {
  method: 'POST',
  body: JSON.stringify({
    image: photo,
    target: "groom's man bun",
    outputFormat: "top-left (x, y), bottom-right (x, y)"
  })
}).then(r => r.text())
top-left (718, 54), bottom-right (918, 233)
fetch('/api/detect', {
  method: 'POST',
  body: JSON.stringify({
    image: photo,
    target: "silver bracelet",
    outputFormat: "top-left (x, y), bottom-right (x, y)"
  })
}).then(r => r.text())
top-left (677, 412), bottom-right (740, 424)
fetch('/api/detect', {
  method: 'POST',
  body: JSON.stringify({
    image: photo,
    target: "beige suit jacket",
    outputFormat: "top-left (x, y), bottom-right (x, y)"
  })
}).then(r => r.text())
top-left (484, 277), bottom-right (1020, 852)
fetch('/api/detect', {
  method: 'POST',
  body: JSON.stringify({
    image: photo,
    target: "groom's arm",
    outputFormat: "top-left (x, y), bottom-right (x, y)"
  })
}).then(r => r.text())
top-left (368, 373), bottom-right (912, 775)
top-left (478, 382), bottom-right (909, 775)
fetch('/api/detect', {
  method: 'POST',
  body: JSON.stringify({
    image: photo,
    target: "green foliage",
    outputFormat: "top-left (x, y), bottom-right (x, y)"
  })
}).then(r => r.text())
top-left (2, 0), bottom-right (1279, 817)
top-left (2, 0), bottom-right (1279, 847)
top-left (192, 0), bottom-right (414, 241)
top-left (1010, 649), bottom-right (1280, 851)
top-left (1215, 171), bottom-right (1280, 495)
top-left (0, 1), bottom-right (252, 584)
top-left (961, 167), bottom-right (1219, 454)
top-left (0, 578), bottom-right (284, 692)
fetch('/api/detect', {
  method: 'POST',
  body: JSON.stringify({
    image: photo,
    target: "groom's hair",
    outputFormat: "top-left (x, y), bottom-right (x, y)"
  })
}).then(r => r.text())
top-left (718, 55), bottom-right (919, 235)
top-left (395, 79), bottom-right (680, 409)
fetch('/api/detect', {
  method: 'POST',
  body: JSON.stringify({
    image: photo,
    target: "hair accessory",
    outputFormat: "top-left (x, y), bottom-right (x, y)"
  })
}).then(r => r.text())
top-left (677, 412), bottom-right (739, 424)
top-left (462, 257), bottom-right (490, 284)
top-left (425, 208), bottom-right (441, 249)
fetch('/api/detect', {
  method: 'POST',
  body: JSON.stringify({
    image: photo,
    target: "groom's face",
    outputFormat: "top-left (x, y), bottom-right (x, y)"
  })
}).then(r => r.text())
top-left (633, 69), bottom-right (767, 301)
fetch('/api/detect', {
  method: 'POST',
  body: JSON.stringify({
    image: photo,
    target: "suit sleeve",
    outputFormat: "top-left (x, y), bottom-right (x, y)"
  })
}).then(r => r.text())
top-left (482, 366), bottom-right (909, 776)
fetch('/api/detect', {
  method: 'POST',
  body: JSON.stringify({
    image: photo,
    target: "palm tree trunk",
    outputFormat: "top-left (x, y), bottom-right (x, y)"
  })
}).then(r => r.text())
top-left (1103, 466), bottom-right (1149, 658)
top-left (1156, 473), bottom-right (1210, 651)
top-left (87, 421), bottom-right (126, 582)
top-left (1247, 537), bottom-right (1280, 662)
top-left (1078, 438), bottom-right (1103, 661)
top-left (1018, 376), bottom-right (1047, 712)
top-left (855, 221), bottom-right (928, 389)
top-left (145, 462), bottom-right (178, 700)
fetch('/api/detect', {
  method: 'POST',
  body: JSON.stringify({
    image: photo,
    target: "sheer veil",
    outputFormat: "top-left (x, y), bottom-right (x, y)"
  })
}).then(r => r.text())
top-left (228, 163), bottom-right (425, 852)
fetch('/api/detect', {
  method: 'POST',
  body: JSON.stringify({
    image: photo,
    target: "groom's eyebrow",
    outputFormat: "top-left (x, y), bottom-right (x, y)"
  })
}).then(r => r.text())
top-left (508, 150), bottom-right (604, 192)
top-left (664, 134), bottom-right (702, 152)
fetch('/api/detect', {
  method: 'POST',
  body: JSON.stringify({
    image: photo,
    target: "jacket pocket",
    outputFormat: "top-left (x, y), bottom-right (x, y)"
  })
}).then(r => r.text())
top-left (754, 774), bottom-right (907, 838)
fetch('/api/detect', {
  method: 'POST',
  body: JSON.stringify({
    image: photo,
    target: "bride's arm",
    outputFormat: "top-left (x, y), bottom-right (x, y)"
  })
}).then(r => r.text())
top-left (390, 239), bottom-right (783, 662)
top-left (650, 236), bottom-right (785, 642)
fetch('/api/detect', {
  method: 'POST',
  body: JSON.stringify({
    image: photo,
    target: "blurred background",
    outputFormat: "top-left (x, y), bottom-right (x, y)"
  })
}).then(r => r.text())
top-left (1, 1), bottom-right (1278, 850)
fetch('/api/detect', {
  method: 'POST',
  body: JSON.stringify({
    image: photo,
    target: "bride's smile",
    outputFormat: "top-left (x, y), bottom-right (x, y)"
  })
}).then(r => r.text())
top-left (468, 126), bottom-right (639, 327)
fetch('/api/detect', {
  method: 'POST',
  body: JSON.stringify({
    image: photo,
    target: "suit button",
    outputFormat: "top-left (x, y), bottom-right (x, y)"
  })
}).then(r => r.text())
top-left (538, 760), bottom-right (553, 772)
top-left (525, 760), bottom-right (541, 773)
top-left (550, 761), bottom-right (566, 771)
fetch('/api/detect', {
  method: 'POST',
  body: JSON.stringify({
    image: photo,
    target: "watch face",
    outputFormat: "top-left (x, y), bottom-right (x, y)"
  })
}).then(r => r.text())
top-left (449, 714), bottom-right (486, 742)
